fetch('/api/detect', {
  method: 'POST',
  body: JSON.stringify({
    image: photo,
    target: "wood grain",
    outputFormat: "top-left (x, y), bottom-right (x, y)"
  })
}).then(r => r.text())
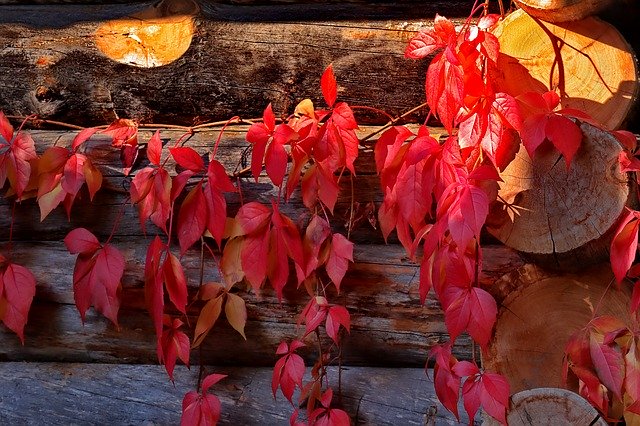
top-left (513, 0), bottom-right (614, 23)
top-left (487, 121), bottom-right (630, 266)
top-left (0, 1), bottom-right (453, 127)
top-left (0, 363), bottom-right (475, 425)
top-left (492, 8), bottom-right (638, 130)
top-left (0, 240), bottom-right (523, 366)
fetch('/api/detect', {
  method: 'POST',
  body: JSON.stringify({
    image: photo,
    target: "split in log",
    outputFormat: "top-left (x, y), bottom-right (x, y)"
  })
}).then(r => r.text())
top-left (483, 388), bottom-right (606, 426)
top-left (487, 121), bottom-right (630, 268)
top-left (492, 8), bottom-right (638, 130)
top-left (484, 263), bottom-right (632, 395)
top-left (0, 241), bottom-right (524, 366)
top-left (513, 0), bottom-right (614, 23)
top-left (0, 363), bottom-right (474, 424)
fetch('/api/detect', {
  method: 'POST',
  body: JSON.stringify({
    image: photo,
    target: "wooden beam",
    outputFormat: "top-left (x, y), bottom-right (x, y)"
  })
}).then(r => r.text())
top-left (0, 240), bottom-right (524, 365)
top-left (0, 1), bottom-right (461, 127)
top-left (0, 363), bottom-right (473, 424)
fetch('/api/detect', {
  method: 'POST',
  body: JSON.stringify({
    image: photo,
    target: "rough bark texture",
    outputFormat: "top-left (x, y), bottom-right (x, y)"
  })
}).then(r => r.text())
top-left (0, 363), bottom-right (476, 425)
top-left (0, 0), bottom-right (461, 127)
top-left (483, 388), bottom-right (606, 426)
top-left (484, 263), bottom-right (632, 395)
top-left (492, 8), bottom-right (638, 130)
top-left (487, 121), bottom-right (630, 267)
top-left (513, 0), bottom-right (614, 22)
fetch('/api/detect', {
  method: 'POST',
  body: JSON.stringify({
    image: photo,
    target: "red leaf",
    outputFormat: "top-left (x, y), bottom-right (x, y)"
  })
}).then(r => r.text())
top-left (131, 167), bottom-right (172, 234)
top-left (0, 262), bottom-right (36, 343)
top-left (202, 373), bottom-right (227, 394)
top-left (160, 317), bottom-right (190, 381)
top-left (144, 236), bottom-right (166, 338)
top-left (170, 147), bottom-right (204, 173)
top-left (264, 133), bottom-right (288, 187)
top-left (613, 130), bottom-right (637, 151)
top-left (325, 305), bottom-right (350, 344)
top-left (0, 111), bottom-right (14, 143)
top-left (272, 340), bottom-right (305, 403)
top-left (241, 232), bottom-right (270, 293)
top-left (445, 182), bottom-right (489, 250)
top-left (104, 119), bottom-right (138, 147)
top-left (321, 64), bottom-right (338, 108)
top-left (62, 153), bottom-right (85, 195)
top-left (610, 209), bottom-right (639, 283)
top-left (461, 372), bottom-right (509, 424)
top-left (1, 132), bottom-right (37, 198)
top-left (445, 286), bottom-right (497, 347)
top-left (69, 240), bottom-right (124, 326)
top-left (590, 334), bottom-right (624, 400)
top-left (147, 130), bottom-right (162, 166)
top-left (405, 28), bottom-right (440, 59)
top-left (326, 233), bottom-right (353, 291)
top-left (71, 128), bottom-right (98, 151)
top-left (236, 201), bottom-right (272, 235)
top-left (177, 183), bottom-right (207, 254)
top-left (546, 115), bottom-right (582, 168)
top-left (64, 227), bottom-right (101, 254)
top-left (181, 393), bottom-right (222, 426)
top-left (301, 162), bottom-right (339, 213)
top-left (163, 252), bottom-right (188, 314)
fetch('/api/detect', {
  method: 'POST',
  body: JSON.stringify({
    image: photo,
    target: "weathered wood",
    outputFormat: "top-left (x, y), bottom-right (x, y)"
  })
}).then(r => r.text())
top-left (484, 264), bottom-right (632, 395)
top-left (0, 363), bottom-right (475, 425)
top-left (0, 241), bottom-right (524, 366)
top-left (0, 1), bottom-right (465, 127)
top-left (0, 126), bottom-right (398, 244)
top-left (483, 388), bottom-right (606, 426)
top-left (513, 0), bottom-right (615, 22)
top-left (492, 8), bottom-right (638, 130)
top-left (487, 121), bottom-right (630, 267)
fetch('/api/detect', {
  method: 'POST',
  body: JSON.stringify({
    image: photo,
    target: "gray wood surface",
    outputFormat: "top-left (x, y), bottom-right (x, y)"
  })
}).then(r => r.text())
top-left (0, 363), bottom-right (477, 425)
top-left (0, 240), bottom-right (523, 365)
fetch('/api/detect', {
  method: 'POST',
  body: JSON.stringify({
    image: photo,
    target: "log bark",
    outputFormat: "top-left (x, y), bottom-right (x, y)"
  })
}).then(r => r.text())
top-left (0, 240), bottom-right (523, 366)
top-left (492, 8), bottom-right (638, 130)
top-left (486, 121), bottom-right (630, 267)
top-left (0, 0), bottom-right (464, 127)
top-left (0, 363), bottom-right (474, 424)
top-left (513, 0), bottom-right (615, 23)
top-left (484, 263), bottom-right (632, 395)
top-left (483, 388), bottom-right (606, 426)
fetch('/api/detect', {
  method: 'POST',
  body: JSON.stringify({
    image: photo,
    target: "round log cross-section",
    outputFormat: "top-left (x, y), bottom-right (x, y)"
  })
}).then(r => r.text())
top-left (484, 264), bottom-right (632, 395)
top-left (513, 0), bottom-right (614, 23)
top-left (492, 9), bottom-right (638, 130)
top-left (487, 121), bottom-right (629, 263)
top-left (482, 388), bottom-right (607, 425)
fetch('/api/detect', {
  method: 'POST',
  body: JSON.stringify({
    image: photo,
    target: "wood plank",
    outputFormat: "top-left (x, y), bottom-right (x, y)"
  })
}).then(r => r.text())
top-left (0, 126), bottom-right (419, 244)
top-left (0, 363), bottom-right (475, 424)
top-left (0, 240), bottom-right (524, 365)
top-left (0, 1), bottom-right (451, 127)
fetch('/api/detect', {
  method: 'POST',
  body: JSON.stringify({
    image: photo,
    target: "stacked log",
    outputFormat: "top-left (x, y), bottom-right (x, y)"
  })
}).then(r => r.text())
top-left (484, 2), bottom-right (639, 417)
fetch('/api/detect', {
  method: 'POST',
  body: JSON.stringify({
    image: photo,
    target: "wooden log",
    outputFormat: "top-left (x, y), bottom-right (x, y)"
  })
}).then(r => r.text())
top-left (513, 0), bottom-right (615, 23)
top-left (0, 1), bottom-right (468, 127)
top-left (486, 121), bottom-right (630, 267)
top-left (0, 363), bottom-right (474, 424)
top-left (492, 8), bottom-right (638, 130)
top-left (484, 263), bottom-right (632, 395)
top-left (0, 240), bottom-right (524, 366)
top-left (483, 388), bottom-right (606, 426)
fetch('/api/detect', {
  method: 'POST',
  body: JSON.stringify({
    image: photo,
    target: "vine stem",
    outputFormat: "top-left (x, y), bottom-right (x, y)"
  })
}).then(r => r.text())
top-left (105, 197), bottom-right (131, 245)
top-left (7, 200), bottom-right (16, 257)
top-left (360, 102), bottom-right (428, 143)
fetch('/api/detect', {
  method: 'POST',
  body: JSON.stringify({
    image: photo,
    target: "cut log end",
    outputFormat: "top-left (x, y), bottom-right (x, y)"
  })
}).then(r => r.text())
top-left (514, 0), bottom-right (615, 23)
top-left (484, 264), bottom-right (632, 395)
top-left (487, 121), bottom-right (630, 264)
top-left (492, 9), bottom-right (638, 130)
top-left (482, 388), bottom-right (607, 425)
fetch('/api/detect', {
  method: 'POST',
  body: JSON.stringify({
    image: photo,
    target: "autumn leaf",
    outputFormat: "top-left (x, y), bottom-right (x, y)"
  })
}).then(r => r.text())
top-left (0, 257), bottom-right (36, 343)
top-left (177, 182), bottom-right (208, 254)
top-left (104, 119), bottom-right (138, 174)
top-left (611, 209), bottom-right (640, 284)
top-left (181, 373), bottom-right (226, 426)
top-left (272, 340), bottom-right (305, 403)
top-left (130, 166), bottom-right (172, 234)
top-left (325, 305), bottom-right (350, 344)
top-left (308, 388), bottom-right (351, 426)
top-left (146, 130), bottom-right (162, 166)
top-left (170, 147), bottom-right (205, 173)
top-left (431, 344), bottom-right (461, 420)
top-left (325, 233), bottom-right (353, 291)
top-left (160, 316), bottom-right (190, 381)
top-left (0, 130), bottom-right (37, 198)
top-left (225, 292), bottom-right (247, 339)
top-left (590, 333), bottom-right (624, 400)
top-left (64, 228), bottom-right (124, 326)
top-left (459, 370), bottom-right (510, 425)
top-left (445, 286), bottom-right (497, 347)
top-left (321, 64), bottom-right (338, 108)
